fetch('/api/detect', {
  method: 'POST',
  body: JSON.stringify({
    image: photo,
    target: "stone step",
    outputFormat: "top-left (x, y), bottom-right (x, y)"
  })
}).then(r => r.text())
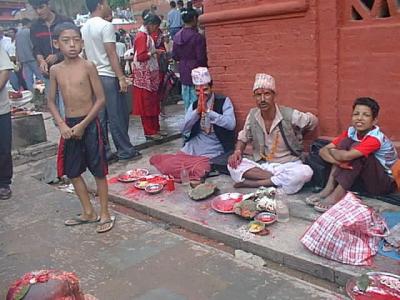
top-left (95, 171), bottom-right (400, 288)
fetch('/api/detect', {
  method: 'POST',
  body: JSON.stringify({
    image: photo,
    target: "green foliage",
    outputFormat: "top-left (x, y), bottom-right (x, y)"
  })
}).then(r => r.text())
top-left (109, 0), bottom-right (130, 9)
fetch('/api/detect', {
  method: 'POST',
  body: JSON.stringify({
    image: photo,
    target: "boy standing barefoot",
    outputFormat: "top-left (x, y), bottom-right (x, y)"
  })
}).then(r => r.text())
top-left (48, 22), bottom-right (115, 233)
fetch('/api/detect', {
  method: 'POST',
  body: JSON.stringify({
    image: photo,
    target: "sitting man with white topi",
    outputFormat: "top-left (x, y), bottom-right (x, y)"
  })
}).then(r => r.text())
top-left (150, 67), bottom-right (236, 181)
top-left (228, 73), bottom-right (318, 194)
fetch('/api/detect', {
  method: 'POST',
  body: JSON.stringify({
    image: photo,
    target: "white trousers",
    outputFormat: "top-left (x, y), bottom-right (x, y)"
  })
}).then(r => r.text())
top-left (228, 158), bottom-right (313, 194)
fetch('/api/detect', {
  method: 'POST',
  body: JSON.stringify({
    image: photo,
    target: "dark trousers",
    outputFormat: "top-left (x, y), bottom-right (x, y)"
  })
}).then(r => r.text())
top-left (99, 76), bottom-right (137, 160)
top-left (334, 137), bottom-right (396, 195)
top-left (0, 113), bottom-right (12, 188)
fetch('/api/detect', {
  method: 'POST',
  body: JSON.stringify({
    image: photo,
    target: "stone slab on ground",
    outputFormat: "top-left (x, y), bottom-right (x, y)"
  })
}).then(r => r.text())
top-left (0, 176), bottom-right (342, 300)
top-left (84, 139), bottom-right (400, 288)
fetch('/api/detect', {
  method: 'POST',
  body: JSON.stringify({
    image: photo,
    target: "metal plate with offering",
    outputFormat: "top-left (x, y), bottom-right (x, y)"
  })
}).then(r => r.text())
top-left (248, 220), bottom-right (265, 233)
top-left (346, 272), bottom-right (400, 300)
top-left (134, 174), bottom-right (169, 189)
top-left (117, 168), bottom-right (149, 183)
top-left (211, 193), bottom-right (243, 214)
top-left (145, 183), bottom-right (164, 195)
top-left (254, 212), bottom-right (277, 225)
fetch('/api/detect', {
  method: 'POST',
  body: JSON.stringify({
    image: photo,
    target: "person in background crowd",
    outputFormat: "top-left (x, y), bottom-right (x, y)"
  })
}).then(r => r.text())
top-left (150, 67), bottom-right (236, 182)
top-left (160, 15), bottom-right (168, 33)
top-left (7, 27), bottom-right (28, 91)
top-left (167, 1), bottom-right (183, 39)
top-left (172, 8), bottom-right (207, 111)
top-left (150, 4), bottom-right (158, 14)
top-left (0, 26), bottom-right (13, 55)
top-left (150, 14), bottom-right (168, 119)
top-left (0, 47), bottom-right (15, 200)
top-left (82, 0), bottom-right (141, 162)
top-left (228, 73), bottom-right (318, 194)
top-left (115, 33), bottom-right (126, 59)
top-left (308, 97), bottom-right (399, 212)
top-left (177, 0), bottom-right (184, 11)
top-left (15, 18), bottom-right (44, 91)
top-left (131, 13), bottom-right (164, 141)
top-left (29, 0), bottom-right (73, 117)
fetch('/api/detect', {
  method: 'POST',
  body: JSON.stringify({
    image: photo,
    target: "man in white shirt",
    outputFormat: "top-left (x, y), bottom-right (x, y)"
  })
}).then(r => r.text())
top-left (0, 47), bottom-right (15, 200)
top-left (81, 0), bottom-right (140, 161)
top-left (0, 27), bottom-right (13, 55)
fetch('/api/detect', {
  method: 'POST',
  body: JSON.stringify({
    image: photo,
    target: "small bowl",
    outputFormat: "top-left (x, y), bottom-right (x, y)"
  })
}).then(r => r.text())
top-left (254, 212), bottom-right (277, 225)
top-left (145, 183), bottom-right (164, 194)
top-left (134, 180), bottom-right (149, 190)
top-left (248, 221), bottom-right (266, 233)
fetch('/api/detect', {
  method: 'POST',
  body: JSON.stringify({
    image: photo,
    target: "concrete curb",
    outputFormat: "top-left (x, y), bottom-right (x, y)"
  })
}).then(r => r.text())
top-left (12, 141), bottom-right (58, 166)
top-left (106, 192), bottom-right (360, 287)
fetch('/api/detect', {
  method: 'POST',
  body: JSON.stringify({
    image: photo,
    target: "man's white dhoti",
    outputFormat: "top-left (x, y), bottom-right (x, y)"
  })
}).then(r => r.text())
top-left (228, 158), bottom-right (313, 194)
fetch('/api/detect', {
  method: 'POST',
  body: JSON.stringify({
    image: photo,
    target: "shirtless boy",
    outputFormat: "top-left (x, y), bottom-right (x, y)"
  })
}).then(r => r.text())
top-left (48, 22), bottom-right (115, 233)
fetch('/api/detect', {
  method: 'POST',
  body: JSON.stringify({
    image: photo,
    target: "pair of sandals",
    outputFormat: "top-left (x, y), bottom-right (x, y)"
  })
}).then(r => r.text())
top-left (305, 195), bottom-right (333, 213)
top-left (64, 214), bottom-right (116, 233)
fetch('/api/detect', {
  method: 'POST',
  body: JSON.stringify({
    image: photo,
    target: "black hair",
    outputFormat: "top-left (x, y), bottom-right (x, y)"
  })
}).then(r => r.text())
top-left (8, 28), bottom-right (17, 33)
top-left (54, 22), bottom-right (81, 39)
top-left (187, 1), bottom-right (193, 9)
top-left (85, 0), bottom-right (103, 13)
top-left (28, 0), bottom-right (49, 7)
top-left (170, 1), bottom-right (176, 8)
top-left (181, 8), bottom-right (198, 24)
top-left (142, 8), bottom-right (150, 19)
top-left (21, 18), bottom-right (32, 26)
top-left (143, 13), bottom-right (161, 26)
top-left (115, 32), bottom-right (121, 42)
top-left (353, 97), bottom-right (380, 118)
top-left (177, 0), bottom-right (184, 7)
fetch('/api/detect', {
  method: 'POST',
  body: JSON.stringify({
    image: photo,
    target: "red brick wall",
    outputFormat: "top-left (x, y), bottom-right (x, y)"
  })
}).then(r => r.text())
top-left (201, 0), bottom-right (400, 141)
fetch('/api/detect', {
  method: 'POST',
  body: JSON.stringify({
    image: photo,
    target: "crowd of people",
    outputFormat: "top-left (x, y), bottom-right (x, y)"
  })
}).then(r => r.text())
top-left (1, 0), bottom-right (399, 238)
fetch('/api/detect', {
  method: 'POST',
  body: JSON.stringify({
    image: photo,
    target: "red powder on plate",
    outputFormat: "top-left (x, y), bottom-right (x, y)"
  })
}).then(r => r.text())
top-left (107, 177), bottom-right (119, 184)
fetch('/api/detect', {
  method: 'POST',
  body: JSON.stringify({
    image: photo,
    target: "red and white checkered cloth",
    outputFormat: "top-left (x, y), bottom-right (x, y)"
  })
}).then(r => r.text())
top-left (301, 192), bottom-right (386, 266)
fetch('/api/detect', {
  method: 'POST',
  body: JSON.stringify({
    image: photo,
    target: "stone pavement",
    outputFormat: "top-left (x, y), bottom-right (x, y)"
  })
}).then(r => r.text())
top-left (82, 139), bottom-right (400, 288)
top-left (0, 176), bottom-right (343, 300)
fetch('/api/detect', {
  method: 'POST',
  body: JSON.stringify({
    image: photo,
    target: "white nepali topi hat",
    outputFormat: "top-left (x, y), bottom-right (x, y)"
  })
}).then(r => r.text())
top-left (191, 67), bottom-right (212, 85)
top-left (253, 73), bottom-right (276, 93)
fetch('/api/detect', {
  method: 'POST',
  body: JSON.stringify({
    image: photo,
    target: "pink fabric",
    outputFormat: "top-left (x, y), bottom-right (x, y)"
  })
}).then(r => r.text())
top-left (150, 151), bottom-right (211, 182)
top-left (301, 192), bottom-right (387, 266)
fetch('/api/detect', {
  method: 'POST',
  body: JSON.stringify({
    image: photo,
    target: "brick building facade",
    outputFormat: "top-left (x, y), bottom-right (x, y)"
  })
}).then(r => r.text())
top-left (200, 0), bottom-right (400, 142)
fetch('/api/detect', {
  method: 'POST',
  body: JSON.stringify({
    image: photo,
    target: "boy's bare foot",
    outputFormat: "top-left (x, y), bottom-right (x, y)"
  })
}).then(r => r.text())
top-left (64, 213), bottom-right (99, 226)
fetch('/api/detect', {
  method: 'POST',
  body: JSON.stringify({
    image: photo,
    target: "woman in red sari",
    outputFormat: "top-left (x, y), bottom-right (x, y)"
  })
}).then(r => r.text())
top-left (132, 13), bottom-right (163, 140)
